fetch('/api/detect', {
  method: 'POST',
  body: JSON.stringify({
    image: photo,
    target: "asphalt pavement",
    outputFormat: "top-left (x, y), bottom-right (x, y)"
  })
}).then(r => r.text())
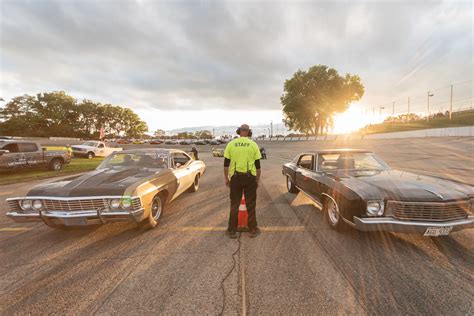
top-left (0, 137), bottom-right (473, 315)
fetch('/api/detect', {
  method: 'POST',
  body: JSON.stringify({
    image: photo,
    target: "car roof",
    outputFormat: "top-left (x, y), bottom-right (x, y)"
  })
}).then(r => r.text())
top-left (0, 140), bottom-right (38, 144)
top-left (119, 148), bottom-right (185, 155)
top-left (306, 149), bottom-right (373, 154)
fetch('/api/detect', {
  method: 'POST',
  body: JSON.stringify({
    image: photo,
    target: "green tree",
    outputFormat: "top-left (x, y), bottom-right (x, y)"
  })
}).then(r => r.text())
top-left (0, 91), bottom-right (148, 139)
top-left (281, 65), bottom-right (364, 136)
top-left (194, 130), bottom-right (213, 139)
top-left (154, 129), bottom-right (166, 137)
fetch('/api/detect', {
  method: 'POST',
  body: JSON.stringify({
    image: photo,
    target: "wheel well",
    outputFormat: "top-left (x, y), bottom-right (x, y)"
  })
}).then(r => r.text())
top-left (157, 189), bottom-right (169, 203)
top-left (51, 157), bottom-right (64, 164)
top-left (88, 151), bottom-right (95, 156)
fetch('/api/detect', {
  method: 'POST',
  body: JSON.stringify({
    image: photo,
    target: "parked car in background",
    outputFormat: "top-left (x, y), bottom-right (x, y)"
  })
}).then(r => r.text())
top-left (194, 140), bottom-right (207, 145)
top-left (132, 139), bottom-right (145, 144)
top-left (212, 148), bottom-right (224, 157)
top-left (71, 141), bottom-right (122, 159)
top-left (179, 140), bottom-right (191, 145)
top-left (149, 139), bottom-right (162, 145)
top-left (164, 140), bottom-right (176, 145)
top-left (0, 140), bottom-right (71, 171)
top-left (209, 140), bottom-right (219, 145)
top-left (117, 139), bottom-right (129, 145)
top-left (6, 149), bottom-right (206, 229)
top-left (282, 149), bottom-right (474, 236)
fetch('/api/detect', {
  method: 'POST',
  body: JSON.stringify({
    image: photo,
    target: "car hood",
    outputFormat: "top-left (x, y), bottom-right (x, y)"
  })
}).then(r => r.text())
top-left (337, 170), bottom-right (473, 201)
top-left (27, 167), bottom-right (160, 197)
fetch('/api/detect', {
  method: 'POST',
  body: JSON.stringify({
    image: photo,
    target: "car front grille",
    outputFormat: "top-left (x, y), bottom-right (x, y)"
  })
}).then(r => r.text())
top-left (8, 197), bottom-right (142, 212)
top-left (43, 199), bottom-right (108, 211)
top-left (388, 200), bottom-right (469, 222)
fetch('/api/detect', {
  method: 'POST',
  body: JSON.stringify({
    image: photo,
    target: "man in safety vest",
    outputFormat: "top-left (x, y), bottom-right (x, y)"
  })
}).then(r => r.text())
top-left (224, 124), bottom-right (262, 238)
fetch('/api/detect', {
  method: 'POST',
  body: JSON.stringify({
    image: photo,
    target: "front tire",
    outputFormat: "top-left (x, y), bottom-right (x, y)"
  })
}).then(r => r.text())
top-left (87, 152), bottom-right (94, 159)
top-left (139, 194), bottom-right (164, 229)
top-left (187, 174), bottom-right (200, 193)
top-left (286, 176), bottom-right (299, 193)
top-left (49, 158), bottom-right (63, 171)
top-left (323, 196), bottom-right (345, 231)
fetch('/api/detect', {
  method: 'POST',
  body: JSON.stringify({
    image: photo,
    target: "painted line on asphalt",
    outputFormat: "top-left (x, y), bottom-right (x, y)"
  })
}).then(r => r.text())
top-left (0, 191), bottom-right (14, 196)
top-left (0, 227), bottom-right (32, 232)
top-left (0, 226), bottom-right (306, 233)
top-left (164, 226), bottom-right (305, 232)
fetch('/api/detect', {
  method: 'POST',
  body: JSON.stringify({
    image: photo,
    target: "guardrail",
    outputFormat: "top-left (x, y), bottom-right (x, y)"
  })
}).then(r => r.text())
top-left (258, 126), bottom-right (474, 141)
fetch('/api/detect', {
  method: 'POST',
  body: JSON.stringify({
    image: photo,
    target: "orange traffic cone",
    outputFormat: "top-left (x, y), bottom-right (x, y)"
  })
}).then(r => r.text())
top-left (237, 193), bottom-right (249, 232)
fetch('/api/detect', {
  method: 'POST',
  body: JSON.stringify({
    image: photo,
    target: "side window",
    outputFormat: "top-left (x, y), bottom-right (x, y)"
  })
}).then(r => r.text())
top-left (98, 143), bottom-right (105, 148)
top-left (2, 143), bottom-right (20, 153)
top-left (19, 143), bottom-right (38, 152)
top-left (318, 154), bottom-right (340, 171)
top-left (173, 153), bottom-right (191, 168)
top-left (297, 154), bottom-right (314, 170)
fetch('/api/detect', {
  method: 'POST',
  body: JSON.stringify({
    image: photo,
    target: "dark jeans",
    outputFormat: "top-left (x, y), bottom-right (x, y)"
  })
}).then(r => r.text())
top-left (228, 173), bottom-right (257, 232)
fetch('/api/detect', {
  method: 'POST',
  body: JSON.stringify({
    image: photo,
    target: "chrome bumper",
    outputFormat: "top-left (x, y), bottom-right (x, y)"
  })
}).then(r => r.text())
top-left (354, 215), bottom-right (474, 234)
top-left (6, 208), bottom-right (145, 227)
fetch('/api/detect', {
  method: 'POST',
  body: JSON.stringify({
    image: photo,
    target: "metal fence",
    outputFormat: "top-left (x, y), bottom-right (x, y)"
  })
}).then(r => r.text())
top-left (366, 79), bottom-right (473, 122)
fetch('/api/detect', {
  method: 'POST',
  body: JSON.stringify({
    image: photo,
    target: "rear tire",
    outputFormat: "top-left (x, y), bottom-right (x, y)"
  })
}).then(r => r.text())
top-left (87, 152), bottom-right (94, 159)
top-left (286, 176), bottom-right (299, 193)
top-left (139, 194), bottom-right (165, 229)
top-left (49, 158), bottom-right (63, 171)
top-left (187, 174), bottom-right (200, 193)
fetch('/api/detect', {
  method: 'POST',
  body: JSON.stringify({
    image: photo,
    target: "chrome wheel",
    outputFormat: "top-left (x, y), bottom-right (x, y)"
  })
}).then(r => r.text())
top-left (327, 198), bottom-right (339, 225)
top-left (53, 161), bottom-right (61, 170)
top-left (151, 196), bottom-right (162, 220)
top-left (287, 176), bottom-right (291, 191)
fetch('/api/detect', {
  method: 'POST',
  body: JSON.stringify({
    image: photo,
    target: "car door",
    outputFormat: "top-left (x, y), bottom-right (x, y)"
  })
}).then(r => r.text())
top-left (18, 142), bottom-right (42, 167)
top-left (295, 154), bottom-right (315, 193)
top-left (0, 143), bottom-right (24, 169)
top-left (171, 152), bottom-right (194, 197)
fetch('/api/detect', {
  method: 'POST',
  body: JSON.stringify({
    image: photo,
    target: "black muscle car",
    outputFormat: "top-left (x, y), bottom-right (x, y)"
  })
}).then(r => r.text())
top-left (282, 149), bottom-right (474, 236)
top-left (6, 149), bottom-right (205, 229)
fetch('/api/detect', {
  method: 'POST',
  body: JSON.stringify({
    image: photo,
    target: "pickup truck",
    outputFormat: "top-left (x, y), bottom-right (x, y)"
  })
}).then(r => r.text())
top-left (71, 140), bottom-right (122, 159)
top-left (0, 140), bottom-right (71, 171)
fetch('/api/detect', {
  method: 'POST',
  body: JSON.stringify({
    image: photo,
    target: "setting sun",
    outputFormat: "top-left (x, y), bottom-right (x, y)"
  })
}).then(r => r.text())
top-left (332, 103), bottom-right (371, 134)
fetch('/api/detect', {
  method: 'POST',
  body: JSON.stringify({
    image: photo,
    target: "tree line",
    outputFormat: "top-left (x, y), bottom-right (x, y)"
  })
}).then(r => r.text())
top-left (0, 91), bottom-right (148, 138)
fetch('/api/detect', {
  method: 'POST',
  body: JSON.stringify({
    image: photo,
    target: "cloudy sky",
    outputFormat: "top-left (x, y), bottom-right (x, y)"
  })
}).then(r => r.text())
top-left (0, 0), bottom-right (472, 132)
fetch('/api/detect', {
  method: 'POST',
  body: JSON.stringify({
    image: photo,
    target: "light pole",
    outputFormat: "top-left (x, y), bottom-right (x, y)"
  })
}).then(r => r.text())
top-left (379, 106), bottom-right (385, 120)
top-left (427, 91), bottom-right (434, 122)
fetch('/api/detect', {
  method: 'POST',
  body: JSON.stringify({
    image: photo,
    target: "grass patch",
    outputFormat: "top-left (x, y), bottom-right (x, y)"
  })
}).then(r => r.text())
top-left (0, 157), bottom-right (103, 185)
top-left (363, 110), bottom-right (474, 134)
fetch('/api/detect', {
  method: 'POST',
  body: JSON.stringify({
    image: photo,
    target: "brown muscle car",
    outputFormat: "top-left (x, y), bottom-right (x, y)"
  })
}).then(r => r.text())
top-left (6, 149), bottom-right (206, 229)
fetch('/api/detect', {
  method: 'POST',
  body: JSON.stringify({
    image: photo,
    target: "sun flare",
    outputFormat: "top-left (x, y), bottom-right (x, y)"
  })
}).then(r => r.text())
top-left (332, 103), bottom-right (371, 134)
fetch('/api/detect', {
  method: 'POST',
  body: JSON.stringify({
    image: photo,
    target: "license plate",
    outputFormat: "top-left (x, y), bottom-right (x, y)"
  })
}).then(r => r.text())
top-left (64, 217), bottom-right (88, 226)
top-left (424, 226), bottom-right (452, 236)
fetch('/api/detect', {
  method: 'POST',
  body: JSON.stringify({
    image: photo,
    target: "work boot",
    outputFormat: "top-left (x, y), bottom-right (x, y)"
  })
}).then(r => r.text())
top-left (226, 230), bottom-right (237, 239)
top-left (249, 227), bottom-right (261, 238)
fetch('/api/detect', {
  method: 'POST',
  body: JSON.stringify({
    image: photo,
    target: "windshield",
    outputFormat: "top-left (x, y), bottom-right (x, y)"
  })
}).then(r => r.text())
top-left (97, 152), bottom-right (168, 170)
top-left (83, 141), bottom-right (99, 147)
top-left (318, 152), bottom-right (388, 172)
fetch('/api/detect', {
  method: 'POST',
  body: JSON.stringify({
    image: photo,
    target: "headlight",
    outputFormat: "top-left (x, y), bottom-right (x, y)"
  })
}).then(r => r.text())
top-left (32, 200), bottom-right (43, 210)
top-left (367, 200), bottom-right (384, 216)
top-left (121, 198), bottom-right (132, 209)
top-left (20, 200), bottom-right (32, 210)
top-left (109, 199), bottom-right (121, 209)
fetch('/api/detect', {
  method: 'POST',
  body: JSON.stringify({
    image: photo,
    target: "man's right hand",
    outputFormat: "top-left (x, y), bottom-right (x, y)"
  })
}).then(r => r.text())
top-left (225, 178), bottom-right (230, 187)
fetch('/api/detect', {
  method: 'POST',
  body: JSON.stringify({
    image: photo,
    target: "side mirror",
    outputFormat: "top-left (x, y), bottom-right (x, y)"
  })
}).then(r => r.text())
top-left (0, 149), bottom-right (10, 155)
top-left (175, 162), bottom-right (182, 168)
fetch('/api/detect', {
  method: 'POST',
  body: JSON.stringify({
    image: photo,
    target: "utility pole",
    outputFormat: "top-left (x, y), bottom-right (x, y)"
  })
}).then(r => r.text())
top-left (212, 128), bottom-right (215, 138)
top-left (392, 101), bottom-right (395, 116)
top-left (407, 97), bottom-right (410, 115)
top-left (379, 106), bottom-right (385, 119)
top-left (449, 84), bottom-right (453, 120)
top-left (270, 120), bottom-right (273, 138)
top-left (427, 91), bottom-right (434, 122)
